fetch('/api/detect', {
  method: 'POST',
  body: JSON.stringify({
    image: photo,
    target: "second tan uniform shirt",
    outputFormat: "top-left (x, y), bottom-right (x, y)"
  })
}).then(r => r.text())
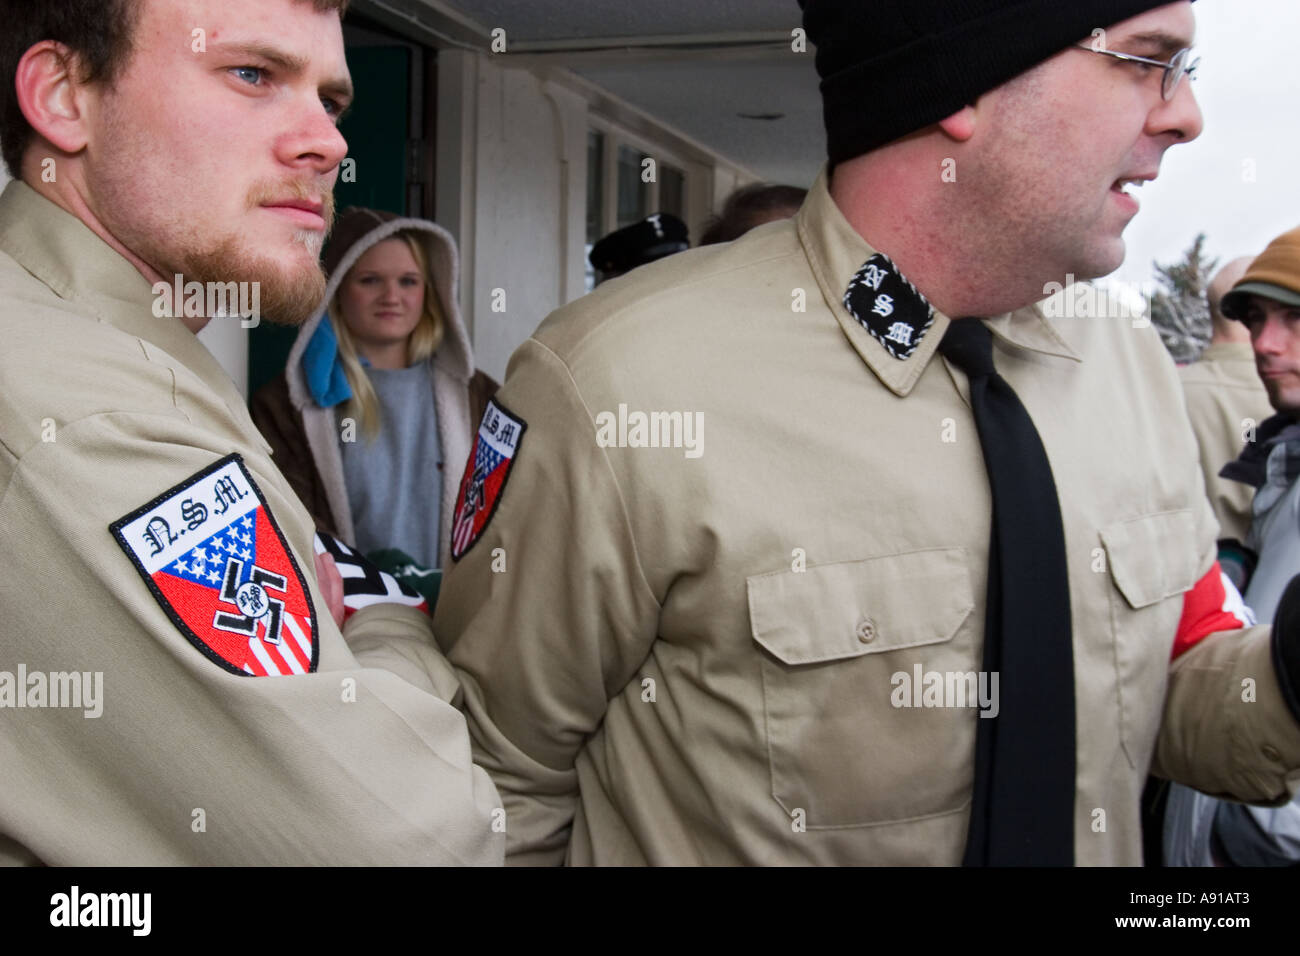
top-left (1179, 342), bottom-right (1271, 543)
top-left (436, 171), bottom-right (1300, 866)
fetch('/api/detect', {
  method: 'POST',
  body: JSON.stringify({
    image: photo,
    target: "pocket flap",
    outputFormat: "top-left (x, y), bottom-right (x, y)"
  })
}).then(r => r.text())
top-left (1100, 510), bottom-right (1200, 609)
top-left (747, 547), bottom-right (974, 665)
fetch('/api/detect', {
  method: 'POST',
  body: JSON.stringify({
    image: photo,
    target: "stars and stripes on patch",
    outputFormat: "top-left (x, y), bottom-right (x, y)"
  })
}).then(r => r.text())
top-left (450, 398), bottom-right (527, 561)
top-left (312, 532), bottom-right (428, 619)
top-left (110, 455), bottom-right (318, 677)
top-left (1172, 561), bottom-right (1256, 659)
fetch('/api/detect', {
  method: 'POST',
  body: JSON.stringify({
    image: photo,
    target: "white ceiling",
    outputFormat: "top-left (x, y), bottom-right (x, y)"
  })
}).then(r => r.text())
top-left (573, 58), bottom-right (823, 187)
top-left (410, 0), bottom-right (826, 186)
top-left (434, 0), bottom-right (799, 42)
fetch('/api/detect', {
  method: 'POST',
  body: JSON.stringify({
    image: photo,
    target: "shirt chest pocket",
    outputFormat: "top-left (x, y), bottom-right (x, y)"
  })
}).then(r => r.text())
top-left (1100, 510), bottom-right (1200, 769)
top-left (747, 547), bottom-right (979, 829)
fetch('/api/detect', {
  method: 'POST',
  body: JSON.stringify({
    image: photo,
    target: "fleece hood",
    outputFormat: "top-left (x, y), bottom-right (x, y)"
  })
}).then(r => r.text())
top-left (284, 207), bottom-right (474, 410)
top-left (273, 207), bottom-right (479, 564)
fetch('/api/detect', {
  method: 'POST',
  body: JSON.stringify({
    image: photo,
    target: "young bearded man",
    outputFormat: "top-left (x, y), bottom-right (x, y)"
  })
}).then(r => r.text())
top-left (0, 0), bottom-right (502, 865)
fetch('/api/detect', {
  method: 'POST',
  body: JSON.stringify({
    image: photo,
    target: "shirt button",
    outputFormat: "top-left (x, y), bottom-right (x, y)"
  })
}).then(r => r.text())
top-left (1262, 744), bottom-right (1282, 763)
top-left (856, 619), bottom-right (877, 643)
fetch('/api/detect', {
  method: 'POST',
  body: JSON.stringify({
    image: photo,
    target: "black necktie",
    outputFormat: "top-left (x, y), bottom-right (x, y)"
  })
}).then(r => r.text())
top-left (939, 318), bottom-right (1076, 866)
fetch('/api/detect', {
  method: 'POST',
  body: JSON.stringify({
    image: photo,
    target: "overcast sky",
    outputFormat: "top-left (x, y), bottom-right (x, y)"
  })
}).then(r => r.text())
top-left (1105, 0), bottom-right (1300, 293)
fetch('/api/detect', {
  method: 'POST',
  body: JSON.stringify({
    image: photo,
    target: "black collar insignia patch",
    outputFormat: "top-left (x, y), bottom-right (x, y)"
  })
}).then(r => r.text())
top-left (843, 253), bottom-right (936, 360)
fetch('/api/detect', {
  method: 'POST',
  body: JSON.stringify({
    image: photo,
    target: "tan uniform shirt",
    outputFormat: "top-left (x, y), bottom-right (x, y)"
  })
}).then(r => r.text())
top-left (0, 182), bottom-right (503, 865)
top-left (436, 171), bottom-right (1300, 866)
top-left (1179, 342), bottom-right (1271, 543)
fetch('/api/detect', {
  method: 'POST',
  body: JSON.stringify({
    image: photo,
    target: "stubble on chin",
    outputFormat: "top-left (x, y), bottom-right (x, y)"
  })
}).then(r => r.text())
top-left (178, 234), bottom-right (326, 326)
top-left (173, 184), bottom-right (337, 327)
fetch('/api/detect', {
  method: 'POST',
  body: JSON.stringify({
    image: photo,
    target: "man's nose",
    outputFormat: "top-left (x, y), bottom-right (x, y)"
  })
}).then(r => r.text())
top-left (1254, 317), bottom-right (1286, 355)
top-left (278, 99), bottom-right (349, 176)
top-left (1150, 75), bottom-right (1204, 144)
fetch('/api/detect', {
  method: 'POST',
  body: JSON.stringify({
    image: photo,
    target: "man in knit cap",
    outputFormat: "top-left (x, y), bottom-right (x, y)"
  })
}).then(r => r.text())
top-left (436, 1), bottom-right (1300, 865)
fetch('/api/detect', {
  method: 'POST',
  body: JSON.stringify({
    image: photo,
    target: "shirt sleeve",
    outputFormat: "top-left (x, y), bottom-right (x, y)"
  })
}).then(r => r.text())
top-left (435, 338), bottom-right (661, 865)
top-left (1154, 570), bottom-right (1300, 805)
top-left (0, 410), bottom-right (504, 865)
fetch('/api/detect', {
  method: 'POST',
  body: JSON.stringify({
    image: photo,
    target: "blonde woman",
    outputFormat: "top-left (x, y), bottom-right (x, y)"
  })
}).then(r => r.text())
top-left (252, 207), bottom-right (496, 574)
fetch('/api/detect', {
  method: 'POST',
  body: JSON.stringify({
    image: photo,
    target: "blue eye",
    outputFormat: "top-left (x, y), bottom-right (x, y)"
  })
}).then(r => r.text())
top-left (231, 66), bottom-right (264, 85)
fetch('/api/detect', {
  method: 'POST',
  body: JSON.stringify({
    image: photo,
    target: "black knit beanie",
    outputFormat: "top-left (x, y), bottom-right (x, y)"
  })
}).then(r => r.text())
top-left (800, 0), bottom-right (1189, 166)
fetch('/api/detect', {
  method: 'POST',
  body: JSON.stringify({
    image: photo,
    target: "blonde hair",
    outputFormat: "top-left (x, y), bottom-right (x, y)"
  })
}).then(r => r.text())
top-left (329, 231), bottom-right (446, 439)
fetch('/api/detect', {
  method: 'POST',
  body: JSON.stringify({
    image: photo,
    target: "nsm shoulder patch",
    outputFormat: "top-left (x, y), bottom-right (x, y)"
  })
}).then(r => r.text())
top-left (843, 252), bottom-right (936, 360)
top-left (110, 455), bottom-right (318, 677)
top-left (450, 398), bottom-right (527, 561)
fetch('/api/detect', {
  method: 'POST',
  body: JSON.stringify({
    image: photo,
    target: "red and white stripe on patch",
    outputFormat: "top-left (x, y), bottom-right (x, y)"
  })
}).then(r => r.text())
top-left (242, 608), bottom-right (315, 676)
top-left (1172, 561), bottom-right (1256, 659)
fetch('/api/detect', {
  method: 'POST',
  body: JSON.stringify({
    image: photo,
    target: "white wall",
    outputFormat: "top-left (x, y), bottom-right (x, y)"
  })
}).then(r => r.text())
top-left (469, 65), bottom-right (581, 381)
top-left (437, 52), bottom-right (586, 382)
top-left (437, 51), bottom-right (755, 383)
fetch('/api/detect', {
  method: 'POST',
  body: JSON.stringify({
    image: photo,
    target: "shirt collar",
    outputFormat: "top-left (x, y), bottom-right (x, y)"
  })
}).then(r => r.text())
top-left (0, 180), bottom-right (250, 420)
top-left (796, 166), bottom-right (1079, 396)
top-left (984, 309), bottom-right (1081, 363)
top-left (1199, 341), bottom-right (1255, 363)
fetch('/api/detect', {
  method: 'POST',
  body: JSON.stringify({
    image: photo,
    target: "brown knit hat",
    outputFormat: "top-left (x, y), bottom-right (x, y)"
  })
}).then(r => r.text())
top-left (322, 207), bottom-right (400, 279)
top-left (1221, 226), bottom-right (1300, 320)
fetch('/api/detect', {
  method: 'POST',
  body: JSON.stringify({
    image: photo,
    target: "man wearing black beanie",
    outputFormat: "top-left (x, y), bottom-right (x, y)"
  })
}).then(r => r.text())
top-left (437, 1), bottom-right (1300, 865)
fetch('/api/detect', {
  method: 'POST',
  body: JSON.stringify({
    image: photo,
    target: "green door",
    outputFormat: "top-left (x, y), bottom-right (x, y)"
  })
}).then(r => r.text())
top-left (333, 45), bottom-right (411, 216)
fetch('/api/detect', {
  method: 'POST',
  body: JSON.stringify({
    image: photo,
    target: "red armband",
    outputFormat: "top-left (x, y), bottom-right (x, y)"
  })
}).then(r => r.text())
top-left (1172, 561), bottom-right (1255, 659)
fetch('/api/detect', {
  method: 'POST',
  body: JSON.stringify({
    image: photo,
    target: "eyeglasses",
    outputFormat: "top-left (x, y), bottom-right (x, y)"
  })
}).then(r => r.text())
top-left (1073, 45), bottom-right (1200, 101)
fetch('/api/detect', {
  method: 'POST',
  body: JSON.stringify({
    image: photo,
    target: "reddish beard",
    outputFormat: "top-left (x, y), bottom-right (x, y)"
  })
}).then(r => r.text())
top-left (173, 180), bottom-right (338, 327)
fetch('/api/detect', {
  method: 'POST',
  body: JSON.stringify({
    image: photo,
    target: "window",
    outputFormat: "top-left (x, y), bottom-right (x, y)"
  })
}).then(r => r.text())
top-left (586, 130), bottom-right (605, 247)
top-left (585, 123), bottom-right (693, 291)
top-left (660, 165), bottom-right (685, 221)
top-left (617, 145), bottom-right (651, 229)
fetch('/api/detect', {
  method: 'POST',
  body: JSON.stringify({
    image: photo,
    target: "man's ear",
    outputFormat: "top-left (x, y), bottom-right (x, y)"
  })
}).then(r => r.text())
top-left (937, 105), bottom-right (977, 142)
top-left (14, 41), bottom-right (94, 155)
